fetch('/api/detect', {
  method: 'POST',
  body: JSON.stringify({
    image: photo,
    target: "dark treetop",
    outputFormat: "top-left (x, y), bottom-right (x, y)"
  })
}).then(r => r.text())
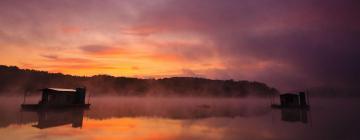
top-left (0, 65), bottom-right (278, 97)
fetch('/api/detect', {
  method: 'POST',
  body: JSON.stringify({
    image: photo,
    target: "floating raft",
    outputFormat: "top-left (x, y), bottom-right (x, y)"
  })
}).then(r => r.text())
top-left (21, 104), bottom-right (90, 111)
top-left (271, 104), bottom-right (310, 110)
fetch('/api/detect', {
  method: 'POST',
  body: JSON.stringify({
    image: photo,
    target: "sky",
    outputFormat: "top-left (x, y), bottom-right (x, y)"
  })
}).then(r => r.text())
top-left (0, 0), bottom-right (359, 90)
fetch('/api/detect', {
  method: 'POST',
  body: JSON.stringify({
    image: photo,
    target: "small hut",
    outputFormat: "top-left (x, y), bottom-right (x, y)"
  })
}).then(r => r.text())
top-left (280, 92), bottom-right (308, 107)
top-left (39, 88), bottom-right (86, 106)
top-left (272, 92), bottom-right (309, 109)
top-left (21, 87), bottom-right (90, 110)
top-left (280, 93), bottom-right (300, 107)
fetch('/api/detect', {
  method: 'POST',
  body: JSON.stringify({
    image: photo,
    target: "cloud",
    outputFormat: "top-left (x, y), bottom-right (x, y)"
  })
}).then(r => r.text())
top-left (120, 26), bottom-right (165, 36)
top-left (40, 54), bottom-right (94, 64)
top-left (1, 0), bottom-right (360, 90)
top-left (41, 54), bottom-right (59, 60)
top-left (79, 45), bottom-right (113, 54)
top-left (128, 0), bottom-right (360, 90)
top-left (61, 26), bottom-right (82, 34)
top-left (131, 66), bottom-right (140, 70)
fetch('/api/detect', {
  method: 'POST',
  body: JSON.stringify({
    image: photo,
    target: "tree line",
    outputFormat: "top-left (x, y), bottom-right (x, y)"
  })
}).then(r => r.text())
top-left (0, 65), bottom-right (278, 97)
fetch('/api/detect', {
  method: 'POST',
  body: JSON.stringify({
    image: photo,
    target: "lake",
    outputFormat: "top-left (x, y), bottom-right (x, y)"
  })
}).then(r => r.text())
top-left (0, 96), bottom-right (359, 140)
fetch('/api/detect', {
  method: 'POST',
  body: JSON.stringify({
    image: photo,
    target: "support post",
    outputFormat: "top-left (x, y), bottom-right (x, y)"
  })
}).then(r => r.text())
top-left (87, 93), bottom-right (91, 104)
top-left (23, 91), bottom-right (27, 104)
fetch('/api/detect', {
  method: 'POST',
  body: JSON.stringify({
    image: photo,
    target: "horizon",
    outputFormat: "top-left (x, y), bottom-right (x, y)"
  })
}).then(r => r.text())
top-left (0, 64), bottom-right (268, 81)
top-left (1, 0), bottom-right (359, 91)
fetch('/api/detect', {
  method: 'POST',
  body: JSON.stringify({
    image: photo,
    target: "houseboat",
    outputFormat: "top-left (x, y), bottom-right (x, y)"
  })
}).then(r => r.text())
top-left (21, 88), bottom-right (90, 110)
top-left (271, 92), bottom-right (310, 110)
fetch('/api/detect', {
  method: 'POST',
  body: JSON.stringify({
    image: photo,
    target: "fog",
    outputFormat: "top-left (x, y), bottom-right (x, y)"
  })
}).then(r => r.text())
top-left (5, 96), bottom-right (271, 117)
top-left (1, 96), bottom-right (360, 140)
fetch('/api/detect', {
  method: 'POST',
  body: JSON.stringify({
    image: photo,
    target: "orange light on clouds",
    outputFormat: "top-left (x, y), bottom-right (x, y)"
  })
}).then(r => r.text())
top-left (0, 1), bottom-right (225, 79)
top-left (2, 28), bottom-right (223, 78)
top-left (62, 26), bottom-right (82, 34)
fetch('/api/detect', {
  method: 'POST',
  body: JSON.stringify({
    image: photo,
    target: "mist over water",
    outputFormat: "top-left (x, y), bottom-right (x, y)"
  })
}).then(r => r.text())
top-left (1, 95), bottom-right (360, 140)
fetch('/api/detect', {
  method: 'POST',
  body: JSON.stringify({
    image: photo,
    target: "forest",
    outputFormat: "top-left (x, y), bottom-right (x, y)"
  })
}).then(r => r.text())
top-left (0, 65), bottom-right (278, 97)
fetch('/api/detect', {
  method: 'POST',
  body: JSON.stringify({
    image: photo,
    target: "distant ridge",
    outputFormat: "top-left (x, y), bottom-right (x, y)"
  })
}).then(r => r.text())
top-left (0, 65), bottom-right (278, 97)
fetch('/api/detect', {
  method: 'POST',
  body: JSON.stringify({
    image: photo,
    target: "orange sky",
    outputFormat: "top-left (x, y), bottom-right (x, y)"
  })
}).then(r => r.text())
top-left (1, 0), bottom-right (358, 90)
top-left (1, 32), bottom-right (225, 78)
top-left (0, 0), bottom-right (227, 78)
top-left (0, 14), bottom-right (224, 78)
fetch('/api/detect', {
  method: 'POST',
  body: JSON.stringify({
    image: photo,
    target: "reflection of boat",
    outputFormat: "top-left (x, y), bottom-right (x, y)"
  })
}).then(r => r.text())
top-left (271, 92), bottom-right (310, 110)
top-left (27, 109), bottom-right (85, 129)
top-left (21, 88), bottom-right (90, 110)
top-left (280, 108), bottom-right (308, 123)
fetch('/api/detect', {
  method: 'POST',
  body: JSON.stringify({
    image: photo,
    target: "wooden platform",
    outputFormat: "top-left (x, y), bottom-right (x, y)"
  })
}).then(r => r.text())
top-left (271, 104), bottom-right (310, 110)
top-left (21, 104), bottom-right (90, 111)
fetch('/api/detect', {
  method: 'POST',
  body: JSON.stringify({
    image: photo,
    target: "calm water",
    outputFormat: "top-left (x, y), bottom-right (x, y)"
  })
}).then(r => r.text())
top-left (0, 96), bottom-right (359, 140)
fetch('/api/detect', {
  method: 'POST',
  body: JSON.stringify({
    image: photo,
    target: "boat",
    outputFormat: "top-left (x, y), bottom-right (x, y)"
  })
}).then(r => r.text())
top-left (21, 88), bottom-right (91, 110)
top-left (271, 92), bottom-right (310, 110)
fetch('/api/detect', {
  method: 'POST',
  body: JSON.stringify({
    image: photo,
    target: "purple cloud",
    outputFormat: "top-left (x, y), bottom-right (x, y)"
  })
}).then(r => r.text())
top-left (1, 0), bottom-right (359, 90)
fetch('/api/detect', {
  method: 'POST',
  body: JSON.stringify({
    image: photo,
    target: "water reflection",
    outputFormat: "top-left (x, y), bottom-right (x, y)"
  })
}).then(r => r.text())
top-left (31, 109), bottom-right (85, 129)
top-left (280, 108), bottom-right (308, 124)
top-left (0, 97), bottom-right (360, 140)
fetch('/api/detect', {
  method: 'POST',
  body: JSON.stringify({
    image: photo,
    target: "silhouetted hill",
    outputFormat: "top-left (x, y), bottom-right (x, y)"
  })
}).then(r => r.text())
top-left (0, 65), bottom-right (278, 97)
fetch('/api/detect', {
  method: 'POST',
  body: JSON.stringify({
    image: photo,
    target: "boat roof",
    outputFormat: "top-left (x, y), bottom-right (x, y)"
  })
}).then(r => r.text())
top-left (45, 88), bottom-right (77, 92)
top-left (280, 93), bottom-right (298, 96)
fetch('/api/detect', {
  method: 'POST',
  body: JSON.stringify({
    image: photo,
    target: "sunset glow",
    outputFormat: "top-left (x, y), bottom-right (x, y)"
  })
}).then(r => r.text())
top-left (0, 0), bottom-right (359, 90)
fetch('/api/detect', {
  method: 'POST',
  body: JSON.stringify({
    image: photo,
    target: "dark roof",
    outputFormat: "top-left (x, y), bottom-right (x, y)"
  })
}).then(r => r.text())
top-left (280, 93), bottom-right (298, 97)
